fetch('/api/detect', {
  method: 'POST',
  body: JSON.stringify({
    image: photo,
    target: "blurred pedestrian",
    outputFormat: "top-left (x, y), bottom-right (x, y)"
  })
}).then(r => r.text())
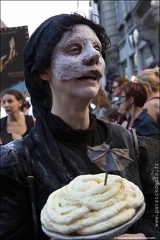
top-left (111, 77), bottom-right (129, 125)
top-left (90, 87), bottom-right (111, 118)
top-left (0, 89), bottom-right (35, 144)
top-left (104, 72), bottom-right (120, 101)
top-left (22, 99), bottom-right (31, 115)
top-left (121, 82), bottom-right (159, 139)
top-left (100, 108), bottom-right (120, 123)
top-left (111, 77), bottom-right (129, 104)
top-left (136, 67), bottom-right (160, 125)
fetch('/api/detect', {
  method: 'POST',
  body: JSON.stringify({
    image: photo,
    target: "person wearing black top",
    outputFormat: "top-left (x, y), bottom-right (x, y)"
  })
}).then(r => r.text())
top-left (0, 89), bottom-right (35, 144)
top-left (0, 13), bottom-right (159, 240)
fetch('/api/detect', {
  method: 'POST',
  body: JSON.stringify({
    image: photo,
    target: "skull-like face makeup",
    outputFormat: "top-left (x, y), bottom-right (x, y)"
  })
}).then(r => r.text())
top-left (50, 24), bottom-right (105, 82)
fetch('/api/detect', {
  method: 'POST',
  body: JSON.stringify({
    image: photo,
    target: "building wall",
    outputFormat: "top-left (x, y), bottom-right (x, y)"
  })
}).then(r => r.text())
top-left (93, 0), bottom-right (159, 80)
top-left (98, 1), bottom-right (119, 74)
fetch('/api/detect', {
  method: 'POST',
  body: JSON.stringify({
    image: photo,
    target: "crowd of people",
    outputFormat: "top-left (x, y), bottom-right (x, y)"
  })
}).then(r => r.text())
top-left (0, 13), bottom-right (159, 240)
top-left (91, 66), bottom-right (160, 140)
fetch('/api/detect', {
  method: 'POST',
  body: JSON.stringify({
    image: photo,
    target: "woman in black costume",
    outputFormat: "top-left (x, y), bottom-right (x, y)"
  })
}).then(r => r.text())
top-left (0, 13), bottom-right (159, 240)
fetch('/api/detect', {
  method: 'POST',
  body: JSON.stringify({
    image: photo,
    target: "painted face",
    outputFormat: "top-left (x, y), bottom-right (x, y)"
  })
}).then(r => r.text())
top-left (2, 94), bottom-right (22, 115)
top-left (50, 24), bottom-right (105, 82)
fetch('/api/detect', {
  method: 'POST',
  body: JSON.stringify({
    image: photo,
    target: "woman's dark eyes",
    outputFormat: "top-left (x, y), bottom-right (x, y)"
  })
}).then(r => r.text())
top-left (94, 45), bottom-right (101, 52)
top-left (66, 44), bottom-right (81, 55)
top-left (69, 47), bottom-right (80, 52)
top-left (3, 100), bottom-right (14, 104)
top-left (65, 44), bottom-right (102, 55)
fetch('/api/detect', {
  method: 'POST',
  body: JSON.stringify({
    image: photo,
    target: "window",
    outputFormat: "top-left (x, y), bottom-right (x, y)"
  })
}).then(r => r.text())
top-left (120, 60), bottom-right (128, 77)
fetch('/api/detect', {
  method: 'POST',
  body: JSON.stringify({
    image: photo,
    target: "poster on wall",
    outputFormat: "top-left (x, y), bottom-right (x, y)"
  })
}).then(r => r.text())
top-left (0, 26), bottom-right (29, 93)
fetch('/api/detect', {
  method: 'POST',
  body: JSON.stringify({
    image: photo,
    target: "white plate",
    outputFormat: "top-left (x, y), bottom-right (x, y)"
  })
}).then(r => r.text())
top-left (42, 202), bottom-right (145, 240)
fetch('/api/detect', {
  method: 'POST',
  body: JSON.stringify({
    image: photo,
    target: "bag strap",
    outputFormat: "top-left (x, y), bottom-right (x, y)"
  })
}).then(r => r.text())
top-left (131, 128), bottom-right (140, 156)
top-left (23, 144), bottom-right (39, 240)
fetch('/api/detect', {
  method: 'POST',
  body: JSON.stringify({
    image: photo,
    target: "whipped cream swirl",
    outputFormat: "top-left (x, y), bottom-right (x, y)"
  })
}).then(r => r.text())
top-left (41, 174), bottom-right (144, 235)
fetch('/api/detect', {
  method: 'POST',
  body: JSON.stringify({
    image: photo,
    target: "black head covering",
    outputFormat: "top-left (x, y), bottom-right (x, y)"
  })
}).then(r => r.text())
top-left (22, 13), bottom-right (110, 119)
top-left (22, 14), bottom-right (111, 183)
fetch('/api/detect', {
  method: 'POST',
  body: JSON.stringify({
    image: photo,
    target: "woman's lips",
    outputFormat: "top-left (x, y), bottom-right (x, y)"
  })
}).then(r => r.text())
top-left (77, 70), bottom-right (103, 81)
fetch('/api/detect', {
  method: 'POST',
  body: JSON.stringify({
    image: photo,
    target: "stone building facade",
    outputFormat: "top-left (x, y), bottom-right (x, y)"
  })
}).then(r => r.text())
top-left (90, 0), bottom-right (159, 79)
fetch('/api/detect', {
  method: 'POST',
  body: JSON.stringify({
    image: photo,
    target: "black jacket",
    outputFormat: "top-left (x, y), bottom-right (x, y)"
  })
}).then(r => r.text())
top-left (0, 115), bottom-right (35, 144)
top-left (0, 117), bottom-right (159, 240)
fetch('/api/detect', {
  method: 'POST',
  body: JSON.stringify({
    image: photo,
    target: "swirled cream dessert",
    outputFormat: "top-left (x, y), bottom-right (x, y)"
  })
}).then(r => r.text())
top-left (41, 174), bottom-right (144, 235)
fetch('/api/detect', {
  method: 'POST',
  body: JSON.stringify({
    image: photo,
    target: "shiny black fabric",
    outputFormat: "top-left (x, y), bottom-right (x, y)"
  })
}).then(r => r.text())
top-left (0, 115), bottom-right (34, 138)
top-left (0, 115), bottom-right (159, 239)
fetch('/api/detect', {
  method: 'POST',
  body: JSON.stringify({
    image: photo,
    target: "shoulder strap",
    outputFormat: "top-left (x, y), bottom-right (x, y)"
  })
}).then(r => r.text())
top-left (23, 144), bottom-right (39, 240)
top-left (0, 117), bottom-right (8, 131)
top-left (25, 115), bottom-right (34, 130)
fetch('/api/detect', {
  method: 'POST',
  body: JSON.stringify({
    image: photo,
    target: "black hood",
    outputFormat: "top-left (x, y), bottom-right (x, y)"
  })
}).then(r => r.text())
top-left (22, 13), bottom-right (109, 119)
top-left (23, 14), bottom-right (70, 118)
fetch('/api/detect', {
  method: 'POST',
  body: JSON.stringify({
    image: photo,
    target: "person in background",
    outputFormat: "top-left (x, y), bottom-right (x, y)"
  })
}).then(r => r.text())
top-left (104, 72), bottom-right (120, 101)
top-left (21, 92), bottom-right (34, 116)
top-left (100, 108), bottom-right (120, 123)
top-left (0, 13), bottom-right (159, 240)
top-left (0, 89), bottom-right (35, 144)
top-left (22, 99), bottom-right (31, 115)
top-left (120, 81), bottom-right (159, 139)
top-left (116, 101), bottom-right (129, 128)
top-left (136, 67), bottom-right (160, 125)
top-left (111, 77), bottom-right (129, 125)
top-left (111, 77), bottom-right (129, 105)
top-left (90, 87), bottom-right (111, 118)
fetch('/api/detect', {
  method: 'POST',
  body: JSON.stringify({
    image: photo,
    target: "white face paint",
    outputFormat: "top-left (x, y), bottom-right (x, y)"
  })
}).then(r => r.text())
top-left (50, 24), bottom-right (105, 81)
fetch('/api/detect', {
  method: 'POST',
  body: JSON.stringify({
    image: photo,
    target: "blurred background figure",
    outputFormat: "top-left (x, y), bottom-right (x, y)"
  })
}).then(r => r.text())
top-left (111, 77), bottom-right (129, 106)
top-left (104, 72), bottom-right (120, 101)
top-left (0, 89), bottom-right (35, 144)
top-left (110, 77), bottom-right (129, 125)
top-left (100, 108), bottom-right (120, 123)
top-left (136, 67), bottom-right (160, 126)
top-left (21, 92), bottom-right (34, 116)
top-left (120, 82), bottom-right (159, 139)
top-left (116, 102), bottom-right (129, 128)
top-left (22, 99), bottom-right (31, 115)
top-left (90, 87), bottom-right (111, 119)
